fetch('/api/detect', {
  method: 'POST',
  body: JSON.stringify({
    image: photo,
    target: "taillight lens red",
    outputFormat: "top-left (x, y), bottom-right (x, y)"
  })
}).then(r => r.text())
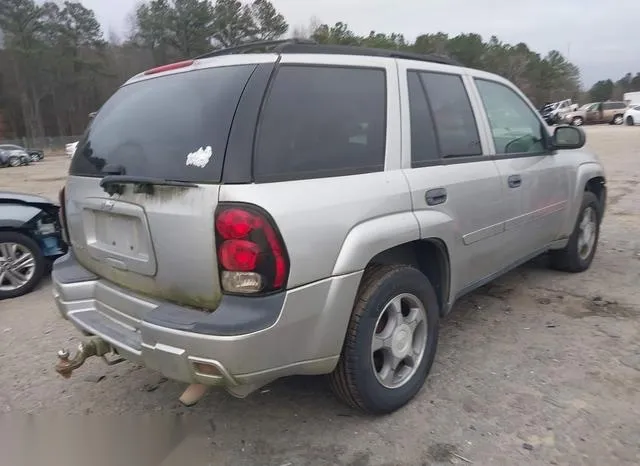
top-left (215, 205), bottom-right (289, 295)
top-left (219, 240), bottom-right (260, 271)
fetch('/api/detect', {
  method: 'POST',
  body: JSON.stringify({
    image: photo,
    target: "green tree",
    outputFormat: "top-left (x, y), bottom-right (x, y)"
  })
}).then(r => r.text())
top-left (311, 22), bottom-right (360, 45)
top-left (412, 32), bottom-right (449, 55)
top-left (446, 33), bottom-right (485, 69)
top-left (43, 2), bottom-right (107, 134)
top-left (134, 0), bottom-right (180, 64)
top-left (0, 0), bottom-right (48, 137)
top-left (171, 0), bottom-right (214, 57)
top-left (249, 0), bottom-right (287, 41)
top-left (210, 0), bottom-right (253, 47)
top-left (589, 80), bottom-right (614, 101)
top-left (360, 31), bottom-right (407, 50)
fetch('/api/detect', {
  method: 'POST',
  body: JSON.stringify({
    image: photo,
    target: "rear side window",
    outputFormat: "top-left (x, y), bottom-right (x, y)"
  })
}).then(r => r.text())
top-left (407, 71), bottom-right (440, 166)
top-left (418, 72), bottom-right (481, 158)
top-left (254, 65), bottom-right (386, 182)
top-left (69, 64), bottom-right (257, 183)
top-left (603, 102), bottom-right (625, 110)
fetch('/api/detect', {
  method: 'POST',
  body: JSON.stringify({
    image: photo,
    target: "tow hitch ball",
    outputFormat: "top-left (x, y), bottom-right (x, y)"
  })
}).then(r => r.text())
top-left (55, 337), bottom-right (124, 378)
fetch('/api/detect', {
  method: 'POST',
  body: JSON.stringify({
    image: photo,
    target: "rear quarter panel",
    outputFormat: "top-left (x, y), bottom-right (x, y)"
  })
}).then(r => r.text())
top-left (219, 170), bottom-right (414, 288)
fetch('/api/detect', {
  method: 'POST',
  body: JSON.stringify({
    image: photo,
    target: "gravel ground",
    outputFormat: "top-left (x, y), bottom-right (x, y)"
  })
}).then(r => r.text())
top-left (1, 125), bottom-right (639, 466)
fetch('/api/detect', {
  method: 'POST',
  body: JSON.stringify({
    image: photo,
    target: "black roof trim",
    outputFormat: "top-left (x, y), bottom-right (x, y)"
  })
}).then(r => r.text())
top-left (195, 39), bottom-right (461, 67)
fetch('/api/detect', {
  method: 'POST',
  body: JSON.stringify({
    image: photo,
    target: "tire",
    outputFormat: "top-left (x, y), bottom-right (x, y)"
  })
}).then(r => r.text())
top-left (627, 116), bottom-right (635, 126)
top-left (549, 191), bottom-right (601, 273)
top-left (571, 117), bottom-right (583, 126)
top-left (329, 264), bottom-right (440, 414)
top-left (8, 156), bottom-right (20, 167)
top-left (0, 231), bottom-right (45, 300)
top-left (612, 114), bottom-right (624, 125)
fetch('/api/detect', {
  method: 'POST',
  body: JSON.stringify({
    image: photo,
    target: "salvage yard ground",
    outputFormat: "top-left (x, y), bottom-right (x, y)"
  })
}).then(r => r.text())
top-left (1, 126), bottom-right (639, 466)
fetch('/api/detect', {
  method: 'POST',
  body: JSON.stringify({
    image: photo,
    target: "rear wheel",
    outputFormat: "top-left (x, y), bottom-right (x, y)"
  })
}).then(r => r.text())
top-left (612, 114), bottom-right (624, 125)
top-left (550, 191), bottom-right (601, 273)
top-left (0, 231), bottom-right (45, 300)
top-left (571, 116), bottom-right (583, 126)
top-left (627, 116), bottom-right (635, 126)
top-left (8, 156), bottom-right (20, 167)
top-left (329, 265), bottom-right (439, 414)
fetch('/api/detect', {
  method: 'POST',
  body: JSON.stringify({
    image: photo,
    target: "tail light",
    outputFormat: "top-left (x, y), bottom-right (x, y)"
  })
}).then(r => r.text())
top-left (215, 204), bottom-right (289, 295)
top-left (58, 186), bottom-right (69, 243)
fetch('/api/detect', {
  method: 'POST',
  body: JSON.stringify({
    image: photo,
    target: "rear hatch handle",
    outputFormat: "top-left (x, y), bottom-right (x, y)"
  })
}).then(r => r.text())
top-left (100, 175), bottom-right (198, 195)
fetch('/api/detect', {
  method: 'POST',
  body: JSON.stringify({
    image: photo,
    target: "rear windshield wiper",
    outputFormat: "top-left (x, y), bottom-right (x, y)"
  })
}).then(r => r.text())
top-left (100, 175), bottom-right (198, 195)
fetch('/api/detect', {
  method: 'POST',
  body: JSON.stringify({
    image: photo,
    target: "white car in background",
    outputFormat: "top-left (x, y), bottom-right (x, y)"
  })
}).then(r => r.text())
top-left (65, 141), bottom-right (78, 157)
top-left (624, 105), bottom-right (640, 126)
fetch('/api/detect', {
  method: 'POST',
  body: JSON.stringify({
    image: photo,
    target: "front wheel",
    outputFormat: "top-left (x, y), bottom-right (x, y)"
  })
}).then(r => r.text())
top-left (0, 231), bottom-right (45, 300)
top-left (627, 116), bottom-right (635, 126)
top-left (571, 116), bottom-right (583, 126)
top-left (612, 114), bottom-right (624, 125)
top-left (329, 265), bottom-right (440, 414)
top-left (549, 191), bottom-right (601, 273)
top-left (8, 156), bottom-right (21, 167)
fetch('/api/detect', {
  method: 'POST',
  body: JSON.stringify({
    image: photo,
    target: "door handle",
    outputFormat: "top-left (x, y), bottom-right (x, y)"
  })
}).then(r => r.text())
top-left (426, 188), bottom-right (447, 206)
top-left (508, 175), bottom-right (522, 188)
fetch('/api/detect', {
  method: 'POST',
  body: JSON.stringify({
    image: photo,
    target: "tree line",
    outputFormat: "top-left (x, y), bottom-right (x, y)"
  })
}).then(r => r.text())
top-left (0, 0), bottom-right (638, 141)
top-left (589, 73), bottom-right (640, 103)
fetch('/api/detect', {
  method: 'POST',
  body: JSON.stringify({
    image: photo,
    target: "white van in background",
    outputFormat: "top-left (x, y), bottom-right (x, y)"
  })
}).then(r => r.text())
top-left (623, 91), bottom-right (640, 106)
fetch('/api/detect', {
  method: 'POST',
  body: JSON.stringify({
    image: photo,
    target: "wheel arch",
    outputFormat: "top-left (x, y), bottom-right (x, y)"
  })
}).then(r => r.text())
top-left (365, 238), bottom-right (452, 317)
top-left (560, 163), bottom-right (606, 237)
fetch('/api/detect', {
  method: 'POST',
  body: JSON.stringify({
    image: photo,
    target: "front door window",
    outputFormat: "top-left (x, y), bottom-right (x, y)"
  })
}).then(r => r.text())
top-left (474, 79), bottom-right (546, 155)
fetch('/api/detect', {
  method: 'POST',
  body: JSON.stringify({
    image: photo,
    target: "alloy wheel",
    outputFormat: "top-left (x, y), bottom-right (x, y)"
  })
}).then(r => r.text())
top-left (577, 207), bottom-right (597, 261)
top-left (371, 293), bottom-right (428, 389)
top-left (0, 242), bottom-right (36, 292)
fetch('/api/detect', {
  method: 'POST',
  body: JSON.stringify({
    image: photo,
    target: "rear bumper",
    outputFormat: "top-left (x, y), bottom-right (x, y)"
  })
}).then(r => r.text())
top-left (52, 253), bottom-right (361, 392)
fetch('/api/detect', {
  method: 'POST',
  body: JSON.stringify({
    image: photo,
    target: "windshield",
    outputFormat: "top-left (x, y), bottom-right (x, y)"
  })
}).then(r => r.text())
top-left (69, 64), bottom-right (257, 183)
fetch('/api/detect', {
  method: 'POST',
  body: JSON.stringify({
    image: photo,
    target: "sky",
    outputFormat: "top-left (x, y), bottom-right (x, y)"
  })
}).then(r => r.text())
top-left (81, 0), bottom-right (640, 87)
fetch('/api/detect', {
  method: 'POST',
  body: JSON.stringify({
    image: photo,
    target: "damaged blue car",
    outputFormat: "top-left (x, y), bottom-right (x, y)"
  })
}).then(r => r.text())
top-left (0, 192), bottom-right (68, 299)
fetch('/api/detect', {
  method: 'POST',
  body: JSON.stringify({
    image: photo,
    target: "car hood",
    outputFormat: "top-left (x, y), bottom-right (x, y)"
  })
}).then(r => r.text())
top-left (0, 191), bottom-right (57, 207)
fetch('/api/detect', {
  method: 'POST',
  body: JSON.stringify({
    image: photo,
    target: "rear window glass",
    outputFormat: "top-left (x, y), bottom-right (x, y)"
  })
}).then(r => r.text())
top-left (254, 65), bottom-right (386, 182)
top-left (69, 64), bottom-right (257, 183)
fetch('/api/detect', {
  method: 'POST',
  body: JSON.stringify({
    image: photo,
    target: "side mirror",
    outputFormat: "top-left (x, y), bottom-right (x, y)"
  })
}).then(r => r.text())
top-left (553, 125), bottom-right (585, 150)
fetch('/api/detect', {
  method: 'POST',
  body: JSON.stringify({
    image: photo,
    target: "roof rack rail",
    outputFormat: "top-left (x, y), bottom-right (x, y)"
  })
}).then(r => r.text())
top-left (194, 40), bottom-right (461, 67)
top-left (194, 39), bottom-right (317, 60)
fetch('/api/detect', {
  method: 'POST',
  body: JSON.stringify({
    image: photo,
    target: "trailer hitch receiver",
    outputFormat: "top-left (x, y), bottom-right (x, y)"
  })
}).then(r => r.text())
top-left (55, 337), bottom-right (123, 378)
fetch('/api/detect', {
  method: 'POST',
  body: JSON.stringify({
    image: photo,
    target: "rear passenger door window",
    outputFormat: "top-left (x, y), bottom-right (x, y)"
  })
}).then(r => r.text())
top-left (254, 65), bottom-right (386, 182)
top-left (407, 71), bottom-right (440, 166)
top-left (474, 79), bottom-right (546, 155)
top-left (417, 72), bottom-right (482, 158)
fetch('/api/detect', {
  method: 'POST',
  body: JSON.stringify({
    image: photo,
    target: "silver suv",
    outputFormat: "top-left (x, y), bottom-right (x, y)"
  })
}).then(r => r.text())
top-left (52, 40), bottom-right (607, 414)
